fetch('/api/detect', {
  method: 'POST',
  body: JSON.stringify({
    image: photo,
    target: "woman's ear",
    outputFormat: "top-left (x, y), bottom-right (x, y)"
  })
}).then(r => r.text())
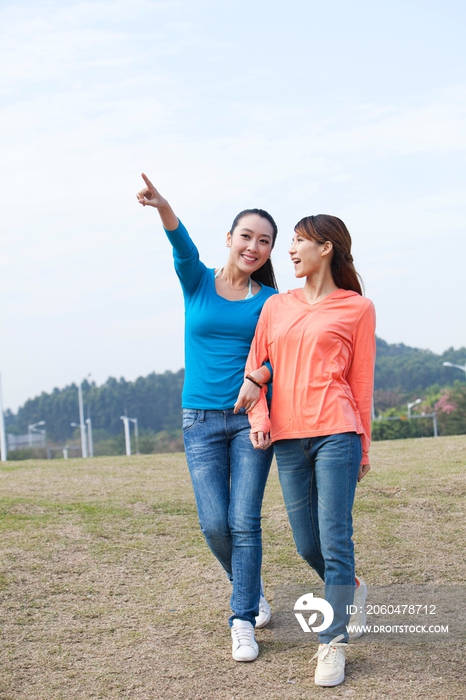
top-left (226, 231), bottom-right (232, 247)
top-left (322, 240), bottom-right (333, 257)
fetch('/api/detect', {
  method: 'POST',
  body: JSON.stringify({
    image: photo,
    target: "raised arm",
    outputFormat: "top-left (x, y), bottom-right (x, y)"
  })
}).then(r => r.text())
top-left (136, 173), bottom-right (179, 231)
top-left (137, 173), bottom-right (205, 294)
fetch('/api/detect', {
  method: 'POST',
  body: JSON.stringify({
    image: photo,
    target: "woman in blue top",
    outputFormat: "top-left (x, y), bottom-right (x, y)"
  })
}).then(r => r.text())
top-left (137, 173), bottom-right (278, 662)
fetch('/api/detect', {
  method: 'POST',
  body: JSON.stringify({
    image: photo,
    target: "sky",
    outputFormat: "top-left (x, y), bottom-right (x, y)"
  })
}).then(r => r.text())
top-left (1, 0), bottom-right (465, 412)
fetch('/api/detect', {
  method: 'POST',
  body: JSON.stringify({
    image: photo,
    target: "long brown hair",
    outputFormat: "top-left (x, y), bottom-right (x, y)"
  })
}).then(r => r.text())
top-left (230, 209), bottom-right (278, 290)
top-left (294, 215), bottom-right (363, 295)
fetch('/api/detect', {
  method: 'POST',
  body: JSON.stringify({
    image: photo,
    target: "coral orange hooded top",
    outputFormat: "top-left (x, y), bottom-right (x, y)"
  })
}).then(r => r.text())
top-left (246, 288), bottom-right (376, 465)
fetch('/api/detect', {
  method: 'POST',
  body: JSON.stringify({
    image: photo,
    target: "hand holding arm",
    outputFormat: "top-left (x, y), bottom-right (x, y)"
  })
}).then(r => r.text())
top-left (242, 302), bottom-right (273, 437)
top-left (136, 173), bottom-right (179, 231)
top-left (233, 366), bottom-right (272, 414)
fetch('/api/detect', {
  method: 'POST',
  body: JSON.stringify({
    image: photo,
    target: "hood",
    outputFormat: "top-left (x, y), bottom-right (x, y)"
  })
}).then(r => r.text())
top-left (287, 288), bottom-right (361, 305)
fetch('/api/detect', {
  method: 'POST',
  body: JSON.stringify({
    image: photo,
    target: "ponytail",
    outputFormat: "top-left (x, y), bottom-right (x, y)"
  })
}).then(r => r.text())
top-left (251, 258), bottom-right (278, 290)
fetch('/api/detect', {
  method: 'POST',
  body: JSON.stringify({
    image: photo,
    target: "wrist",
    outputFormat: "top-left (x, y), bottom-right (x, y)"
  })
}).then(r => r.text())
top-left (159, 205), bottom-right (179, 231)
top-left (246, 374), bottom-right (263, 389)
top-left (248, 366), bottom-right (270, 384)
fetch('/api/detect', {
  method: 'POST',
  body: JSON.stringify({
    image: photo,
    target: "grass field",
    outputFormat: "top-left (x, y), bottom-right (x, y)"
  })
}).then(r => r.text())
top-left (1, 435), bottom-right (465, 699)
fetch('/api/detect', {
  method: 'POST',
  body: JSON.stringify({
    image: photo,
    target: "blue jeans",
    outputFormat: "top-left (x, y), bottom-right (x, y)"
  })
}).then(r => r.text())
top-left (274, 433), bottom-right (361, 643)
top-left (182, 408), bottom-right (273, 626)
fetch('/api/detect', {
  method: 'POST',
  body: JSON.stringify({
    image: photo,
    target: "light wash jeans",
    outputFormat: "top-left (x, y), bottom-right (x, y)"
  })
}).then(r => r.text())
top-left (274, 432), bottom-right (361, 643)
top-left (182, 408), bottom-right (273, 627)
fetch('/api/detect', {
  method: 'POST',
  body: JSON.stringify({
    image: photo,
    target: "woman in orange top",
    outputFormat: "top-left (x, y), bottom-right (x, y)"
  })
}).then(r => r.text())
top-left (235, 214), bottom-right (376, 688)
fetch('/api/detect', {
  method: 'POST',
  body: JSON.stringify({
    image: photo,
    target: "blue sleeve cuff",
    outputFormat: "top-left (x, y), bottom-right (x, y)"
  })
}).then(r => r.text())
top-left (264, 361), bottom-right (273, 381)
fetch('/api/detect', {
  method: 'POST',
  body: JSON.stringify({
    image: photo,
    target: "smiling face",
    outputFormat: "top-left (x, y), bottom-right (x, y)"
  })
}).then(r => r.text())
top-left (289, 231), bottom-right (331, 278)
top-left (226, 213), bottom-right (274, 274)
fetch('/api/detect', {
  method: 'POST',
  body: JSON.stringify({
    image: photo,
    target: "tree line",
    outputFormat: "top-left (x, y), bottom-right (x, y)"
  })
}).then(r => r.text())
top-left (5, 338), bottom-right (466, 448)
top-left (5, 370), bottom-right (185, 442)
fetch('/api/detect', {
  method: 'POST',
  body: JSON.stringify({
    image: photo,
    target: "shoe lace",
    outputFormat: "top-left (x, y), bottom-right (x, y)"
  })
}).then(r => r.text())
top-left (310, 634), bottom-right (347, 665)
top-left (232, 625), bottom-right (255, 647)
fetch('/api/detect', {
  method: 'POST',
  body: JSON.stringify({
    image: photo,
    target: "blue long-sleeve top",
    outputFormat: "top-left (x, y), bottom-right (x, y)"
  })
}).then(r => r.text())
top-left (164, 220), bottom-right (277, 409)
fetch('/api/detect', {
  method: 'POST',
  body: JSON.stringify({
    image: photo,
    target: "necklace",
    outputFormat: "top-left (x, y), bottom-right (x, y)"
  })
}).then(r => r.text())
top-left (215, 268), bottom-right (250, 292)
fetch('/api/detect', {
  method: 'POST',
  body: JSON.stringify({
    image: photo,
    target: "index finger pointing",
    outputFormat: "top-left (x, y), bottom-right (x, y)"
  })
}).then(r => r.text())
top-left (141, 172), bottom-right (155, 189)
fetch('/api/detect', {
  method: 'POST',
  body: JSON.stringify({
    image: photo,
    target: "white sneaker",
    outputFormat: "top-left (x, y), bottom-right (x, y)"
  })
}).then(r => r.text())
top-left (348, 576), bottom-right (367, 640)
top-left (311, 634), bottom-right (347, 687)
top-left (255, 595), bottom-right (271, 628)
top-left (255, 579), bottom-right (271, 628)
top-left (231, 620), bottom-right (259, 662)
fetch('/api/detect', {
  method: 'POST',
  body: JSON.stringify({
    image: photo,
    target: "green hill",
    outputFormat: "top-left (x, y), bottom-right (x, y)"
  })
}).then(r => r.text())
top-left (5, 338), bottom-right (466, 445)
top-left (375, 338), bottom-right (466, 392)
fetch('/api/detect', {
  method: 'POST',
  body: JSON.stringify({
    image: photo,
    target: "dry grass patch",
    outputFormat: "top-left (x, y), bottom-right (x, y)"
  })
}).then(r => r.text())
top-left (1, 437), bottom-right (465, 699)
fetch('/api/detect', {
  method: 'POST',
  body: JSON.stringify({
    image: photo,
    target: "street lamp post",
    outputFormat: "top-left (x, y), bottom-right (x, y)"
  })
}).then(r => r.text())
top-left (71, 422), bottom-right (87, 458)
top-left (433, 412), bottom-right (438, 438)
top-left (442, 361), bottom-right (466, 379)
top-left (407, 398), bottom-right (422, 418)
top-left (129, 417), bottom-right (139, 455)
top-left (407, 398), bottom-right (438, 437)
top-left (0, 373), bottom-right (7, 462)
top-left (120, 416), bottom-right (132, 456)
top-left (78, 383), bottom-right (88, 458)
top-left (86, 417), bottom-right (94, 458)
top-left (28, 421), bottom-right (46, 447)
top-left (120, 416), bottom-right (139, 456)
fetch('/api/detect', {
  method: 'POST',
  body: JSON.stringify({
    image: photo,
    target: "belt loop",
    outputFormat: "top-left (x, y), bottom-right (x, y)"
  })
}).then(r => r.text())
top-left (199, 410), bottom-right (205, 423)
